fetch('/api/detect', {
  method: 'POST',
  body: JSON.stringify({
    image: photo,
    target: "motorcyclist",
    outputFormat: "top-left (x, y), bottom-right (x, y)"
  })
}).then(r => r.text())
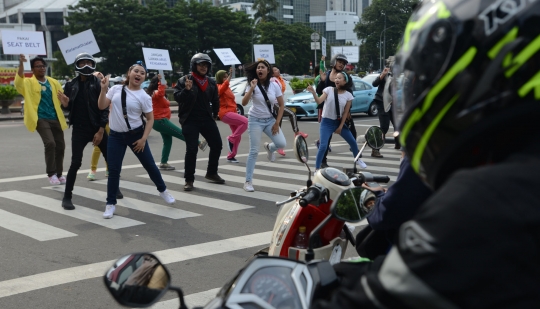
top-left (312, 0), bottom-right (540, 307)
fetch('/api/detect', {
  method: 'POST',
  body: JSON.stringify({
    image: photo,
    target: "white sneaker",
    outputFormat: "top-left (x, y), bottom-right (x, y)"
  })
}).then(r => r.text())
top-left (48, 175), bottom-right (61, 185)
top-left (103, 204), bottom-right (115, 219)
top-left (356, 159), bottom-right (368, 169)
top-left (58, 175), bottom-right (67, 184)
top-left (314, 169), bottom-right (319, 176)
top-left (243, 181), bottom-right (255, 192)
top-left (159, 189), bottom-right (175, 204)
top-left (264, 142), bottom-right (275, 162)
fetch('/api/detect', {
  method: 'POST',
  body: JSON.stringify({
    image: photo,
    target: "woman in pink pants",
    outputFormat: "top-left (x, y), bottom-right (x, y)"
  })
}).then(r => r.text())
top-left (216, 68), bottom-right (248, 163)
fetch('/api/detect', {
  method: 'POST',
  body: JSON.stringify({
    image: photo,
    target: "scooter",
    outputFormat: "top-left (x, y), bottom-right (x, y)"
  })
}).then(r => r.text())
top-left (104, 186), bottom-right (371, 309)
top-left (260, 126), bottom-right (390, 264)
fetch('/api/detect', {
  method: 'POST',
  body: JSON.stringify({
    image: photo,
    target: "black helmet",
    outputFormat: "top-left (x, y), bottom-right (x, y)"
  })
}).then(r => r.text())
top-left (330, 53), bottom-right (348, 67)
top-left (392, 0), bottom-right (540, 189)
top-left (74, 53), bottom-right (96, 76)
top-left (190, 53), bottom-right (212, 75)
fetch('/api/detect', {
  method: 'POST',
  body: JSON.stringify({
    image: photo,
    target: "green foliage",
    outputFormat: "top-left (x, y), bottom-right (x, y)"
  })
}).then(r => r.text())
top-left (290, 78), bottom-right (314, 90)
top-left (354, 0), bottom-right (420, 71)
top-left (64, 0), bottom-right (252, 76)
top-left (0, 85), bottom-right (19, 100)
top-left (51, 50), bottom-right (74, 79)
top-left (256, 21), bottom-right (313, 75)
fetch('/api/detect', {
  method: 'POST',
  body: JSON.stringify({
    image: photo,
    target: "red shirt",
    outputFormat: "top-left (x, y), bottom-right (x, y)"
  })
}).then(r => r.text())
top-left (152, 82), bottom-right (171, 120)
top-left (217, 79), bottom-right (237, 119)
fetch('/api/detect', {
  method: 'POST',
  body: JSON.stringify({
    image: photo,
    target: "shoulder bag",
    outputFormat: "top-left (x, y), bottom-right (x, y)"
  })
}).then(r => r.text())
top-left (121, 85), bottom-right (146, 130)
top-left (256, 83), bottom-right (278, 119)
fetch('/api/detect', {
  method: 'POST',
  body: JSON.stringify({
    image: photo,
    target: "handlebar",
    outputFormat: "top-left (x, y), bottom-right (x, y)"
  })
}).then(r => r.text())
top-left (372, 175), bottom-right (390, 183)
top-left (299, 188), bottom-right (320, 207)
top-left (276, 192), bottom-right (305, 207)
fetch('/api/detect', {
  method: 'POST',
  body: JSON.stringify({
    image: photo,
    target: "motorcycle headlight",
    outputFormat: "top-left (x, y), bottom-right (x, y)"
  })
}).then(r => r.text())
top-left (274, 204), bottom-right (299, 247)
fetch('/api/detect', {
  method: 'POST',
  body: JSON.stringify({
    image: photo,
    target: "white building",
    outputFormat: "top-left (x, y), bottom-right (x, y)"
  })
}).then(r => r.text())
top-left (221, 2), bottom-right (256, 19)
top-left (310, 11), bottom-right (361, 46)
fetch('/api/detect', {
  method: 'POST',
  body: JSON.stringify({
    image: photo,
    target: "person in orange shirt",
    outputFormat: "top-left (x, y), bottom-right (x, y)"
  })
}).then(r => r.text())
top-left (147, 74), bottom-right (207, 170)
top-left (215, 68), bottom-right (248, 163)
top-left (271, 65), bottom-right (308, 157)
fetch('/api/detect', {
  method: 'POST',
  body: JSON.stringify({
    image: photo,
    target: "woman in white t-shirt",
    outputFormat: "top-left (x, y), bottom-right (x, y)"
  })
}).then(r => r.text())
top-left (241, 59), bottom-right (286, 192)
top-left (307, 72), bottom-right (359, 172)
top-left (98, 62), bottom-right (175, 219)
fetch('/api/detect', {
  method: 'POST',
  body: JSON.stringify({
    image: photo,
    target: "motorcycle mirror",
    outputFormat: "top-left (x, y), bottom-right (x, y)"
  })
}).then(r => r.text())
top-left (294, 135), bottom-right (312, 187)
top-left (294, 135), bottom-right (309, 164)
top-left (330, 188), bottom-right (368, 223)
top-left (104, 253), bottom-right (171, 308)
top-left (364, 126), bottom-right (385, 150)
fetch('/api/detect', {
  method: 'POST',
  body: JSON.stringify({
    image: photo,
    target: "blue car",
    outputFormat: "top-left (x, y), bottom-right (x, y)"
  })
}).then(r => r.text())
top-left (285, 78), bottom-right (378, 119)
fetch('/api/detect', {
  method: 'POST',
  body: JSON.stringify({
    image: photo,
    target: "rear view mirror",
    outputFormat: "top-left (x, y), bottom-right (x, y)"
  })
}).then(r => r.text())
top-left (104, 253), bottom-right (170, 307)
top-left (294, 135), bottom-right (309, 164)
top-left (331, 188), bottom-right (370, 223)
top-left (364, 126), bottom-right (385, 150)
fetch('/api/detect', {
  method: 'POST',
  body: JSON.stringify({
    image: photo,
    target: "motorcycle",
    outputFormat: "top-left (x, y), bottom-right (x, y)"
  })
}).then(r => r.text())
top-left (104, 186), bottom-right (371, 309)
top-left (259, 126), bottom-right (390, 264)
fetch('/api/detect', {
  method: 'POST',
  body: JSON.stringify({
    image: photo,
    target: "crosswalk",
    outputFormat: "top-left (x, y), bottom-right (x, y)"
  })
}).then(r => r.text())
top-left (0, 143), bottom-right (402, 242)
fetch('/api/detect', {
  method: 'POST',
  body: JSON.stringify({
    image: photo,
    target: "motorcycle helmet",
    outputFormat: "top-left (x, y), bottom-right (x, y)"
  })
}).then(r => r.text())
top-left (359, 190), bottom-right (376, 213)
top-left (190, 53), bottom-right (212, 76)
top-left (392, 0), bottom-right (540, 189)
top-left (330, 53), bottom-right (348, 68)
top-left (74, 52), bottom-right (96, 76)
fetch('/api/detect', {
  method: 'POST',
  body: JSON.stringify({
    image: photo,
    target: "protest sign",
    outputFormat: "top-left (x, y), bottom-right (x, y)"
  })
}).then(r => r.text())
top-left (142, 48), bottom-right (172, 71)
top-left (213, 48), bottom-right (241, 65)
top-left (1, 30), bottom-right (46, 55)
top-left (57, 29), bottom-right (100, 65)
top-left (253, 45), bottom-right (275, 64)
top-left (331, 46), bottom-right (359, 63)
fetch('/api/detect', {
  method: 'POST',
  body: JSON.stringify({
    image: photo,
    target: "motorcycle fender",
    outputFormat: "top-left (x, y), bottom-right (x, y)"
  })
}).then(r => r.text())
top-left (268, 201), bottom-right (300, 256)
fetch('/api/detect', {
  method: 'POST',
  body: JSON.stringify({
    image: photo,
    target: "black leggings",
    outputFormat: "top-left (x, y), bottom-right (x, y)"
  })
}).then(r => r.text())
top-left (278, 106), bottom-right (299, 133)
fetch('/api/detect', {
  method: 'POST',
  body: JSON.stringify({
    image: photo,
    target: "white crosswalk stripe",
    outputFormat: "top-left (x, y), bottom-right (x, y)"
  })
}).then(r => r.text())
top-left (44, 186), bottom-right (202, 219)
top-left (0, 190), bottom-right (144, 229)
top-left (0, 208), bottom-right (77, 241)
top-left (92, 179), bottom-right (255, 211)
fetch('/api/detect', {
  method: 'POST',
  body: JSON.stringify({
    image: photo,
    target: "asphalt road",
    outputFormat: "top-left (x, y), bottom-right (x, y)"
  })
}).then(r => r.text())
top-left (0, 114), bottom-right (400, 309)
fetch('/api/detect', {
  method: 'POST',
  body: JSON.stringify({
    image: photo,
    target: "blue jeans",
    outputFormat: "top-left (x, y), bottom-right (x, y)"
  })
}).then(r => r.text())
top-left (315, 118), bottom-right (359, 169)
top-left (246, 115), bottom-right (286, 182)
top-left (107, 127), bottom-right (166, 205)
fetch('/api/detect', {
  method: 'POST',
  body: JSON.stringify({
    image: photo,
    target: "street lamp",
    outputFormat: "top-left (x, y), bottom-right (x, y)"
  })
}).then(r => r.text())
top-left (251, 17), bottom-right (262, 62)
top-left (379, 24), bottom-right (395, 70)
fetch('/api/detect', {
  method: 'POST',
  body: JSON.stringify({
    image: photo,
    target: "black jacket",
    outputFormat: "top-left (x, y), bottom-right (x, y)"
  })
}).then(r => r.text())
top-left (173, 75), bottom-right (219, 125)
top-left (312, 141), bottom-right (540, 309)
top-left (63, 75), bottom-right (109, 128)
top-left (372, 74), bottom-right (387, 102)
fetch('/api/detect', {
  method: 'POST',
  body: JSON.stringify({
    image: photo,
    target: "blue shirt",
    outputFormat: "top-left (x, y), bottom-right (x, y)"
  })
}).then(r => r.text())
top-left (37, 79), bottom-right (57, 120)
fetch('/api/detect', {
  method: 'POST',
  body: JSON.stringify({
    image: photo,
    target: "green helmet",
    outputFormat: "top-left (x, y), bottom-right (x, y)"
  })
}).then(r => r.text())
top-left (392, 0), bottom-right (540, 189)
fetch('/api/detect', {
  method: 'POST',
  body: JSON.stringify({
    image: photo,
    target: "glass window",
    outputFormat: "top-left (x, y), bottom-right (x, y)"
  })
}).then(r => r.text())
top-left (45, 12), bottom-right (64, 26)
top-left (8, 14), bottom-right (18, 23)
top-left (22, 13), bottom-right (41, 27)
top-left (0, 17), bottom-right (6, 23)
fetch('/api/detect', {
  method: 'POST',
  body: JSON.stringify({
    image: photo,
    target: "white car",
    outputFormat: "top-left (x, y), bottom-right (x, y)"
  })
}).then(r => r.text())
top-left (232, 79), bottom-right (294, 116)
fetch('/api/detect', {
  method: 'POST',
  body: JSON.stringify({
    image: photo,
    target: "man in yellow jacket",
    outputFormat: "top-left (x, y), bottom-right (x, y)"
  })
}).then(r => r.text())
top-left (15, 54), bottom-right (68, 185)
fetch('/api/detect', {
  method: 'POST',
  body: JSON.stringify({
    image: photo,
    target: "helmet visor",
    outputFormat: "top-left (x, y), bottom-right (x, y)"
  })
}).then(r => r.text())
top-left (390, 65), bottom-right (418, 131)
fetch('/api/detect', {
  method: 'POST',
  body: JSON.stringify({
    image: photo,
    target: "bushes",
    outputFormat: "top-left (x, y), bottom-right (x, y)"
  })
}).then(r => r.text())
top-left (0, 85), bottom-right (19, 100)
top-left (290, 77), bottom-right (314, 91)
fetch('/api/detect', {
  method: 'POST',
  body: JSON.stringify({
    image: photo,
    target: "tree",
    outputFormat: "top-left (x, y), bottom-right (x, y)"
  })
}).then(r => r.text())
top-left (252, 0), bottom-right (278, 22)
top-left (256, 21), bottom-right (313, 75)
top-left (354, 0), bottom-right (419, 71)
top-left (64, 0), bottom-right (253, 76)
top-left (51, 50), bottom-right (74, 79)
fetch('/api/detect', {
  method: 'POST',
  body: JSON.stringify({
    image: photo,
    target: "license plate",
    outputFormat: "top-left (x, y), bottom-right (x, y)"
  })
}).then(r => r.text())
top-left (289, 107), bottom-right (297, 113)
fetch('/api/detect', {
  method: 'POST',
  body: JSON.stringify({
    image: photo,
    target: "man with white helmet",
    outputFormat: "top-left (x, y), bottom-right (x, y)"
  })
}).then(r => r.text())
top-left (57, 53), bottom-right (118, 210)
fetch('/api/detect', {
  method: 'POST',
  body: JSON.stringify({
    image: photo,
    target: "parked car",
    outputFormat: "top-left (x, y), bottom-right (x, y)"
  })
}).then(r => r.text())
top-left (232, 79), bottom-right (294, 116)
top-left (284, 77), bottom-right (378, 119)
top-left (361, 73), bottom-right (380, 86)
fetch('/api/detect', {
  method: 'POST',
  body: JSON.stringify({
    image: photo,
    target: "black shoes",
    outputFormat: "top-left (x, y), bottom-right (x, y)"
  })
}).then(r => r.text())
top-left (371, 149), bottom-right (384, 158)
top-left (321, 162), bottom-right (330, 168)
top-left (116, 189), bottom-right (124, 199)
top-left (205, 174), bottom-right (225, 184)
top-left (62, 198), bottom-right (75, 210)
top-left (184, 182), bottom-right (194, 191)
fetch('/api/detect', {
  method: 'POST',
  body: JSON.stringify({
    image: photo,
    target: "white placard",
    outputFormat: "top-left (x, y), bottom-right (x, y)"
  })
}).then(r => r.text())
top-left (142, 48), bottom-right (173, 71)
top-left (1, 30), bottom-right (46, 55)
top-left (331, 46), bottom-right (359, 63)
top-left (311, 42), bottom-right (320, 50)
top-left (213, 48), bottom-right (241, 65)
top-left (322, 37), bottom-right (327, 57)
top-left (253, 44), bottom-right (275, 64)
top-left (57, 29), bottom-right (100, 65)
